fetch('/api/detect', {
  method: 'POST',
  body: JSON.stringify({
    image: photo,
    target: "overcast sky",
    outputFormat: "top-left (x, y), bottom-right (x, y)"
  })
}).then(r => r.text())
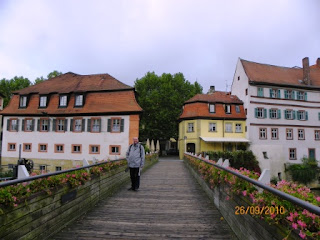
top-left (0, 0), bottom-right (319, 93)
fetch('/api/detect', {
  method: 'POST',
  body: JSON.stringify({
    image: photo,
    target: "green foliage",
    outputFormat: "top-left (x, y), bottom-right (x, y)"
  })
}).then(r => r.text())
top-left (135, 72), bottom-right (203, 140)
top-left (0, 70), bottom-right (63, 107)
top-left (0, 170), bottom-right (13, 178)
top-left (206, 150), bottom-right (261, 173)
top-left (0, 76), bottom-right (31, 107)
top-left (287, 157), bottom-right (318, 185)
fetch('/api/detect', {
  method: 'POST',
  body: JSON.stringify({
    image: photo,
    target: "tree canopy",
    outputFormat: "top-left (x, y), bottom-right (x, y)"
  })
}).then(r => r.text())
top-left (135, 72), bottom-right (203, 141)
top-left (0, 70), bottom-right (63, 108)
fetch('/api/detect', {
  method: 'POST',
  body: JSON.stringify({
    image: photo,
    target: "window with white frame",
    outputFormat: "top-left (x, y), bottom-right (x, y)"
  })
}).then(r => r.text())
top-left (289, 148), bottom-right (296, 160)
top-left (72, 145), bottom-right (81, 153)
top-left (285, 110), bottom-right (294, 120)
top-left (235, 123), bottom-right (242, 133)
top-left (225, 105), bottom-right (231, 114)
top-left (209, 104), bottom-right (215, 113)
top-left (297, 91), bottom-right (305, 100)
top-left (59, 95), bottom-right (67, 107)
top-left (269, 109), bottom-right (280, 119)
top-left (57, 119), bottom-right (65, 131)
top-left (110, 145), bottom-right (120, 155)
top-left (257, 87), bottom-right (264, 97)
top-left (19, 96), bottom-right (27, 107)
top-left (39, 165), bottom-right (46, 171)
top-left (90, 145), bottom-right (100, 154)
top-left (56, 166), bottom-right (62, 171)
top-left (39, 144), bottom-right (47, 152)
top-left (286, 129), bottom-right (293, 140)
top-left (235, 105), bottom-right (240, 113)
top-left (10, 119), bottom-right (18, 131)
top-left (39, 96), bottom-right (47, 107)
top-left (255, 108), bottom-right (265, 118)
top-left (75, 94), bottom-right (84, 106)
top-left (25, 119), bottom-right (33, 131)
top-left (92, 119), bottom-right (100, 132)
top-left (209, 123), bottom-right (216, 132)
top-left (23, 143), bottom-right (32, 152)
top-left (315, 130), bottom-right (320, 140)
top-left (297, 110), bottom-right (307, 120)
top-left (55, 144), bottom-right (64, 153)
top-left (259, 128), bottom-right (267, 139)
top-left (271, 128), bottom-right (278, 140)
top-left (74, 119), bottom-right (82, 132)
top-left (41, 119), bottom-right (49, 131)
top-left (187, 123), bottom-right (194, 132)
top-left (8, 143), bottom-right (16, 151)
top-left (284, 90), bottom-right (294, 99)
top-left (298, 129), bottom-right (305, 140)
top-left (270, 89), bottom-right (279, 98)
top-left (112, 119), bottom-right (121, 132)
top-left (225, 123), bottom-right (232, 133)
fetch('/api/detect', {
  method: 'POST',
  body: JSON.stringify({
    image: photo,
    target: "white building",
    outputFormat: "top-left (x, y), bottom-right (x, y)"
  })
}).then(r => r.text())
top-left (0, 73), bottom-right (142, 172)
top-left (231, 57), bottom-right (320, 179)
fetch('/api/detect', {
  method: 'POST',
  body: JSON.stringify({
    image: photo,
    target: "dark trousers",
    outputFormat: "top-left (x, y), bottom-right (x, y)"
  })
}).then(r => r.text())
top-left (130, 168), bottom-right (140, 190)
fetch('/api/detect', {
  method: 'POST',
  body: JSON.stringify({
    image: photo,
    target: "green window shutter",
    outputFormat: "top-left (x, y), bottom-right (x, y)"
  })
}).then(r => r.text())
top-left (319, 113), bottom-right (320, 120)
top-left (82, 119), bottom-right (85, 132)
top-left (107, 119), bottom-right (111, 132)
top-left (263, 109), bottom-right (267, 118)
top-left (269, 89), bottom-right (272, 97)
top-left (305, 111), bottom-right (308, 120)
top-left (37, 119), bottom-right (40, 131)
top-left (120, 119), bottom-right (124, 132)
top-left (52, 119), bottom-right (56, 131)
top-left (254, 108), bottom-right (258, 118)
top-left (284, 90), bottom-right (288, 99)
top-left (87, 119), bottom-right (91, 132)
top-left (277, 89), bottom-right (281, 98)
top-left (22, 120), bottom-right (25, 131)
top-left (65, 119), bottom-right (68, 131)
top-left (293, 111), bottom-right (296, 120)
top-left (7, 119), bottom-right (10, 131)
top-left (284, 110), bottom-right (287, 119)
top-left (296, 91), bottom-right (299, 99)
top-left (70, 119), bottom-right (74, 131)
top-left (98, 119), bottom-right (101, 132)
top-left (48, 119), bottom-right (51, 131)
top-left (32, 119), bottom-right (35, 131)
top-left (269, 109), bottom-right (272, 118)
top-left (292, 91), bottom-right (295, 100)
top-left (277, 109), bottom-right (281, 119)
top-left (304, 92), bottom-right (308, 101)
top-left (16, 120), bottom-right (19, 131)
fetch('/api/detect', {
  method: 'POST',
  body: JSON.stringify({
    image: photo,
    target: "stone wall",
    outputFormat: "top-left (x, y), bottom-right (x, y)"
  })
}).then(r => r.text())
top-left (0, 156), bottom-right (158, 240)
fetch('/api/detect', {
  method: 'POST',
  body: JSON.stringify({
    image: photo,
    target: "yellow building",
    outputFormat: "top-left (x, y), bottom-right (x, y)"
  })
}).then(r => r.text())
top-left (178, 89), bottom-right (248, 159)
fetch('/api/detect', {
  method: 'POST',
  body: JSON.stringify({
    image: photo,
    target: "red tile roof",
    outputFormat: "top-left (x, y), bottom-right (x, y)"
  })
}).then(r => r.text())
top-left (241, 59), bottom-right (320, 87)
top-left (185, 91), bottom-right (243, 104)
top-left (179, 92), bottom-right (246, 120)
top-left (14, 72), bottom-right (133, 95)
top-left (2, 73), bottom-right (142, 116)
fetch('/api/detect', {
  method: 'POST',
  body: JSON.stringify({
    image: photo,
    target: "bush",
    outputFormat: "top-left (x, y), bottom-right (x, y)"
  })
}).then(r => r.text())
top-left (206, 150), bottom-right (261, 174)
top-left (287, 157), bottom-right (318, 185)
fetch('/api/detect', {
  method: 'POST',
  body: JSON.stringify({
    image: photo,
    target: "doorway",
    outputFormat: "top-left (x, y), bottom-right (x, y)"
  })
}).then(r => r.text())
top-left (187, 143), bottom-right (195, 154)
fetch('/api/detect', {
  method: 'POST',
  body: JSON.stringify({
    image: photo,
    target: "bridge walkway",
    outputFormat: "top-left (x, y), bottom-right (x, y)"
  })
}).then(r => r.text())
top-left (50, 157), bottom-right (237, 240)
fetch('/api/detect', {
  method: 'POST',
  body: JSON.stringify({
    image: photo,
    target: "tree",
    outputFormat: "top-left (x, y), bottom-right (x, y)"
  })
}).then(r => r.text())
top-left (34, 70), bottom-right (62, 85)
top-left (0, 76), bottom-right (32, 107)
top-left (135, 72), bottom-right (203, 141)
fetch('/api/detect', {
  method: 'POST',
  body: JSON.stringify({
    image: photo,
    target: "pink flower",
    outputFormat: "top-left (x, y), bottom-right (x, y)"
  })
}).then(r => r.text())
top-left (270, 214), bottom-right (276, 219)
top-left (226, 196), bottom-right (230, 201)
top-left (287, 214), bottom-right (294, 222)
top-left (299, 230), bottom-right (306, 239)
top-left (297, 220), bottom-right (307, 229)
top-left (292, 223), bottom-right (298, 230)
top-left (293, 212), bottom-right (299, 217)
top-left (242, 190), bottom-right (247, 196)
top-left (72, 174), bottom-right (76, 178)
top-left (316, 196), bottom-right (320, 202)
top-left (14, 204), bottom-right (18, 207)
top-left (27, 188), bottom-right (30, 193)
top-left (12, 196), bottom-right (17, 202)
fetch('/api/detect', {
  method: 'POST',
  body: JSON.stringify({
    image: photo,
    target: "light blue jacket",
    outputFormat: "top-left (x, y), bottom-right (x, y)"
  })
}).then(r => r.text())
top-left (126, 143), bottom-right (145, 168)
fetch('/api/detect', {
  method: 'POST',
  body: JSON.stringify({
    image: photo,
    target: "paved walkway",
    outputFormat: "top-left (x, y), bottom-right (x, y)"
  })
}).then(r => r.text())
top-left (50, 157), bottom-right (236, 239)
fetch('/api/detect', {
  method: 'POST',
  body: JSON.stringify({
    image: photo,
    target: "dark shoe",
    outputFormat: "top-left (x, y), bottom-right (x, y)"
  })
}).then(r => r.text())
top-left (128, 187), bottom-right (134, 191)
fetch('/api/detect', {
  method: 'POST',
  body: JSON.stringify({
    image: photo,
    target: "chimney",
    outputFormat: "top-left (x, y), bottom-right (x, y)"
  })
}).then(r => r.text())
top-left (208, 86), bottom-right (215, 94)
top-left (302, 57), bottom-right (311, 85)
top-left (317, 58), bottom-right (320, 67)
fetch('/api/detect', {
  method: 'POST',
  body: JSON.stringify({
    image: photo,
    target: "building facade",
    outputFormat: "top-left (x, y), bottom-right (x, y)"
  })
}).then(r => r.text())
top-left (178, 90), bottom-right (248, 159)
top-left (231, 57), bottom-right (320, 178)
top-left (0, 73), bottom-right (142, 172)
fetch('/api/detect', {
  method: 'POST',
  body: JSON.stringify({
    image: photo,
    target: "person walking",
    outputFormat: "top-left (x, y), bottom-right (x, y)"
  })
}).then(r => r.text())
top-left (126, 137), bottom-right (145, 191)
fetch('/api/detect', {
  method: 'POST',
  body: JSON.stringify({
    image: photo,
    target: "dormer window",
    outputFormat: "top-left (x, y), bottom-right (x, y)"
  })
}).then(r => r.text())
top-left (209, 104), bottom-right (215, 113)
top-left (19, 96), bottom-right (27, 108)
top-left (225, 105), bottom-right (231, 114)
top-left (39, 96), bottom-right (47, 108)
top-left (75, 94), bottom-right (84, 107)
top-left (59, 95), bottom-right (68, 107)
top-left (235, 105), bottom-right (240, 113)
